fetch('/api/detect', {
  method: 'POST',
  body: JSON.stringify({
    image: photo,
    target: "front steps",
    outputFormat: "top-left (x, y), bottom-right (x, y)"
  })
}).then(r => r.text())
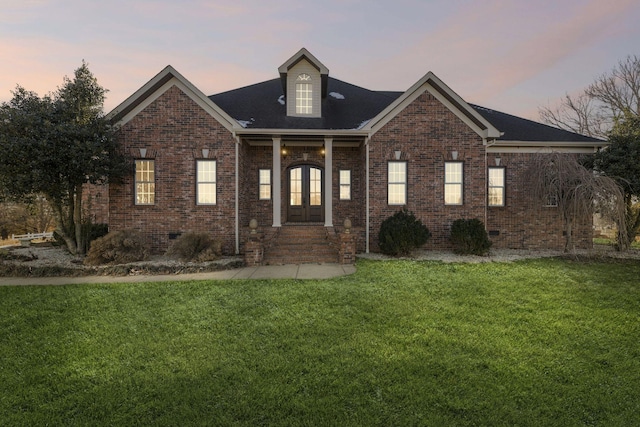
top-left (263, 224), bottom-right (339, 265)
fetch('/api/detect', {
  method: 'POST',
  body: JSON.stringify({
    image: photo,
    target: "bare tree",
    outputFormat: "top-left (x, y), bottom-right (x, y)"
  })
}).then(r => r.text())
top-left (539, 92), bottom-right (609, 139)
top-left (524, 152), bottom-right (627, 252)
top-left (587, 55), bottom-right (640, 119)
top-left (539, 55), bottom-right (640, 138)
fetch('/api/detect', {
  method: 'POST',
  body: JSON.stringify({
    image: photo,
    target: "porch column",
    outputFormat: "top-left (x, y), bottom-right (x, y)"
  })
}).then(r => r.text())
top-left (324, 137), bottom-right (333, 227)
top-left (272, 137), bottom-right (282, 227)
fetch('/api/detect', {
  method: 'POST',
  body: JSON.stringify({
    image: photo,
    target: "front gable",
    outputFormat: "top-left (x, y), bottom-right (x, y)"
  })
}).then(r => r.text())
top-left (107, 65), bottom-right (239, 132)
top-left (278, 48), bottom-right (329, 119)
top-left (365, 72), bottom-right (502, 141)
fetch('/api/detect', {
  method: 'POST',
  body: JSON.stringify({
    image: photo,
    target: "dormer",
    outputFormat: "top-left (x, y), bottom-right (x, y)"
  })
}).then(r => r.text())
top-left (278, 48), bottom-right (329, 118)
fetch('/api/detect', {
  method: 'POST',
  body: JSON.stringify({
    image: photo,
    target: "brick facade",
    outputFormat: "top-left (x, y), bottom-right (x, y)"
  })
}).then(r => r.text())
top-left (107, 73), bottom-right (594, 257)
top-left (109, 86), bottom-right (238, 254)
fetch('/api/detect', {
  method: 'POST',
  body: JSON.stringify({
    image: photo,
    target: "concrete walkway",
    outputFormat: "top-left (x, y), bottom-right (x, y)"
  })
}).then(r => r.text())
top-left (0, 263), bottom-right (357, 286)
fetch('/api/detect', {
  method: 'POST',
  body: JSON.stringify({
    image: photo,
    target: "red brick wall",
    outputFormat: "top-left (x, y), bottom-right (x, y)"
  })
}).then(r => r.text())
top-left (368, 91), bottom-right (486, 250)
top-left (485, 153), bottom-right (592, 250)
top-left (108, 84), bottom-right (592, 256)
top-left (367, 91), bottom-right (592, 252)
top-left (109, 85), bottom-right (238, 254)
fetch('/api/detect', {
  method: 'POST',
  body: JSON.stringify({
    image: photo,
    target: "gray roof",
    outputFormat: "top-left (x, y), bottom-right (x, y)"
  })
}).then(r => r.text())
top-left (209, 77), bottom-right (603, 143)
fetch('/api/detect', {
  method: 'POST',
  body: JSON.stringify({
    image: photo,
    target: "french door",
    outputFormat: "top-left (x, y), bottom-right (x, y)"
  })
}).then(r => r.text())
top-left (287, 165), bottom-right (323, 222)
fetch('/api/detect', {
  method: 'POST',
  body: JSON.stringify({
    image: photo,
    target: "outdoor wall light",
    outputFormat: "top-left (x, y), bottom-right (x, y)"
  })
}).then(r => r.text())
top-left (281, 145), bottom-right (287, 157)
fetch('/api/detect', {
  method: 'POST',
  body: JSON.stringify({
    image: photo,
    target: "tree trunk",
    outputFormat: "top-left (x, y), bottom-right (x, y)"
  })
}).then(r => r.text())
top-left (564, 215), bottom-right (573, 253)
top-left (74, 185), bottom-right (86, 255)
top-left (50, 198), bottom-right (78, 254)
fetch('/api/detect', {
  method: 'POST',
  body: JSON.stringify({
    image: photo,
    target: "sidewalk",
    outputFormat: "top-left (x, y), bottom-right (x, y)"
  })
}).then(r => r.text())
top-left (0, 263), bottom-right (357, 286)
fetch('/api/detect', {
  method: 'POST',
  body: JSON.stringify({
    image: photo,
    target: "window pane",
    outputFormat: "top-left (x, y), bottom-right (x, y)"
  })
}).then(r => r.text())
top-left (136, 182), bottom-right (155, 205)
top-left (310, 168), bottom-right (321, 206)
top-left (340, 185), bottom-right (351, 200)
top-left (135, 160), bottom-right (155, 205)
top-left (444, 183), bottom-right (462, 205)
top-left (340, 170), bottom-right (351, 200)
top-left (489, 188), bottom-right (504, 206)
top-left (445, 162), bottom-right (462, 184)
top-left (197, 160), bottom-right (216, 182)
top-left (340, 170), bottom-right (351, 185)
top-left (259, 169), bottom-right (271, 200)
top-left (290, 167), bottom-right (302, 206)
top-left (388, 184), bottom-right (406, 205)
top-left (388, 162), bottom-right (407, 205)
top-left (197, 160), bottom-right (216, 205)
top-left (296, 80), bottom-right (312, 114)
top-left (198, 183), bottom-right (216, 204)
top-left (488, 168), bottom-right (505, 207)
top-left (445, 162), bottom-right (463, 205)
top-left (488, 168), bottom-right (504, 187)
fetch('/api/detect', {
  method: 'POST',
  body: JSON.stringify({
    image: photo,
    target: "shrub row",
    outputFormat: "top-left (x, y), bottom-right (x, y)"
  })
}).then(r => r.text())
top-left (84, 230), bottom-right (222, 266)
top-left (378, 209), bottom-right (492, 256)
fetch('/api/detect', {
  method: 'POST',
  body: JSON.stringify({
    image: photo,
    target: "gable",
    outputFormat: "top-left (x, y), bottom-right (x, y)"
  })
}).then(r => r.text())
top-left (107, 66), bottom-right (238, 132)
top-left (365, 72), bottom-right (501, 141)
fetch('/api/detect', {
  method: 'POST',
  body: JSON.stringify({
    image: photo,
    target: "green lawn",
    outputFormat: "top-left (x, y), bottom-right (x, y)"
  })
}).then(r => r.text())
top-left (1, 258), bottom-right (639, 426)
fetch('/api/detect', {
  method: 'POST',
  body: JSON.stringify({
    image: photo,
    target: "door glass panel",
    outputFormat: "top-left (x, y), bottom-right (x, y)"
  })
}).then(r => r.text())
top-left (309, 167), bottom-right (322, 206)
top-left (290, 167), bottom-right (302, 206)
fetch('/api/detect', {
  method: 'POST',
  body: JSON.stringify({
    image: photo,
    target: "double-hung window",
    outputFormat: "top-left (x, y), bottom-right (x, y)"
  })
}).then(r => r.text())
top-left (135, 159), bottom-right (155, 205)
top-left (197, 160), bottom-right (216, 205)
top-left (295, 73), bottom-right (312, 115)
top-left (340, 170), bottom-right (351, 200)
top-left (488, 167), bottom-right (505, 207)
top-left (388, 161), bottom-right (407, 205)
top-left (259, 169), bottom-right (271, 200)
top-left (445, 162), bottom-right (463, 205)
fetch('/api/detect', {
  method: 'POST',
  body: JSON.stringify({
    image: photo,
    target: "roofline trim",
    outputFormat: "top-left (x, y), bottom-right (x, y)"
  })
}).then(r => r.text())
top-left (491, 140), bottom-right (608, 147)
top-left (107, 65), bottom-right (239, 131)
top-left (235, 128), bottom-right (369, 137)
top-left (277, 47), bottom-right (329, 75)
top-left (487, 140), bottom-right (607, 154)
top-left (364, 71), bottom-right (502, 139)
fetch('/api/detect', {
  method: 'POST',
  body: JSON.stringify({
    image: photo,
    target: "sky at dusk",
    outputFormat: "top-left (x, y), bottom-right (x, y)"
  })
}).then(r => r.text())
top-left (1, 0), bottom-right (639, 121)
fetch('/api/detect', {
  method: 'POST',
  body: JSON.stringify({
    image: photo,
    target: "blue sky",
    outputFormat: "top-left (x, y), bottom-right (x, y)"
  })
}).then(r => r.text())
top-left (1, 0), bottom-right (639, 121)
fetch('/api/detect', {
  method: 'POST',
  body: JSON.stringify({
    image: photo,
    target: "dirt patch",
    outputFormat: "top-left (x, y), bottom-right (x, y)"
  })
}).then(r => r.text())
top-left (0, 245), bottom-right (243, 277)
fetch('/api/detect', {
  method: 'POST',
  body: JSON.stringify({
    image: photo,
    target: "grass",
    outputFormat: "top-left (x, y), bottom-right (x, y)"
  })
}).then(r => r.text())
top-left (594, 237), bottom-right (640, 249)
top-left (1, 258), bottom-right (639, 426)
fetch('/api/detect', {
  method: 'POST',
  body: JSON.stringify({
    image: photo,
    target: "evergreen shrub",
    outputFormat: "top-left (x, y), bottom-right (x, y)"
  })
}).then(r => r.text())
top-left (378, 209), bottom-right (431, 256)
top-left (450, 218), bottom-right (492, 255)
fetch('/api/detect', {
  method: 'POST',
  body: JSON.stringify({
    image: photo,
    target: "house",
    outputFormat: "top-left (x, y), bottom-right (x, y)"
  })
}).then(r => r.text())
top-left (105, 48), bottom-right (604, 264)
